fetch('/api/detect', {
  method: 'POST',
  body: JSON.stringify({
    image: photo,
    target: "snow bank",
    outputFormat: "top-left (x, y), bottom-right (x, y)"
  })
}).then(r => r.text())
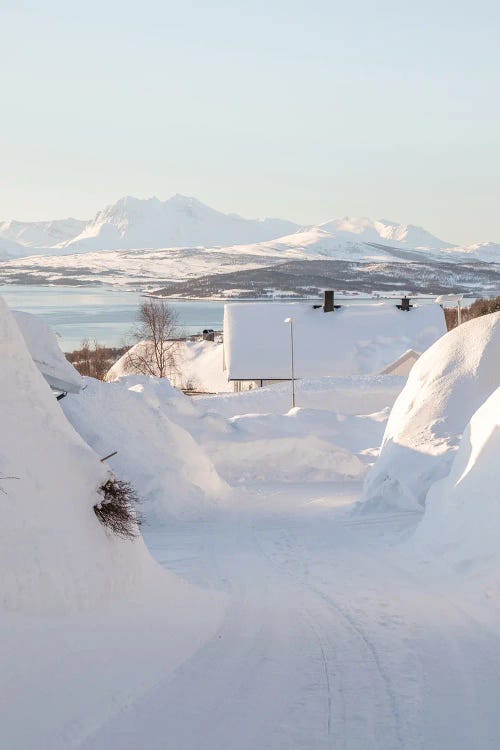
top-left (414, 387), bottom-right (500, 565)
top-left (107, 339), bottom-right (231, 393)
top-left (62, 375), bottom-right (229, 522)
top-left (362, 312), bottom-right (500, 511)
top-left (224, 302), bottom-right (446, 381)
top-left (208, 408), bottom-right (366, 484)
top-left (197, 375), bottom-right (405, 418)
top-left (0, 299), bottom-right (162, 614)
top-left (13, 310), bottom-right (82, 393)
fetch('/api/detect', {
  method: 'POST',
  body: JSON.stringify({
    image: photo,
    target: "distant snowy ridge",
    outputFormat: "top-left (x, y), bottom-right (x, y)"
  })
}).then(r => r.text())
top-left (0, 194), bottom-right (498, 263)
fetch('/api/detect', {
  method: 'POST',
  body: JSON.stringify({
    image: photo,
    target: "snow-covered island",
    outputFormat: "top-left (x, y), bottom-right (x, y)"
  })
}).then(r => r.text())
top-left (1, 289), bottom-right (499, 750)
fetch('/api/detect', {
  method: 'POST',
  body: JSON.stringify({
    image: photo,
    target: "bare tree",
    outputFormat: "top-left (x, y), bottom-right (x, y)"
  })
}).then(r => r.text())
top-left (126, 298), bottom-right (180, 378)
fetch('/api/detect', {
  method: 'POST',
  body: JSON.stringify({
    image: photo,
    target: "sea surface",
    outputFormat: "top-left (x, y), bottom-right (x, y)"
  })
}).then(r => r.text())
top-left (0, 284), bottom-right (440, 352)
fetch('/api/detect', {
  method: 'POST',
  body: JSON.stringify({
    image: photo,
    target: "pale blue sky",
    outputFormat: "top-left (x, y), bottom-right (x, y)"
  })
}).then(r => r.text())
top-left (1, 0), bottom-right (499, 244)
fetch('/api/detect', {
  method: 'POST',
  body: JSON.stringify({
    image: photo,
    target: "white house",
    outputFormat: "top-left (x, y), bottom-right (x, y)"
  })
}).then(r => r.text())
top-left (13, 311), bottom-right (82, 395)
top-left (223, 295), bottom-right (446, 391)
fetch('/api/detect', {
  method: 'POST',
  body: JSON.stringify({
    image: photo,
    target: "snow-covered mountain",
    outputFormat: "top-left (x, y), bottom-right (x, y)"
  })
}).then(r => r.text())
top-left (314, 216), bottom-right (453, 251)
top-left (62, 195), bottom-right (299, 252)
top-left (0, 218), bottom-right (86, 251)
top-left (0, 195), bottom-right (497, 264)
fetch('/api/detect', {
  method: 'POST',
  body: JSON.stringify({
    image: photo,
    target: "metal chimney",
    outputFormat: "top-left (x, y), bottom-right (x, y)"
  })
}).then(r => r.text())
top-left (323, 290), bottom-right (334, 313)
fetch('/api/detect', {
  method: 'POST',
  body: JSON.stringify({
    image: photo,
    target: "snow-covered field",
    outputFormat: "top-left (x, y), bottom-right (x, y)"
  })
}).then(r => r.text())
top-left (1, 296), bottom-right (500, 749)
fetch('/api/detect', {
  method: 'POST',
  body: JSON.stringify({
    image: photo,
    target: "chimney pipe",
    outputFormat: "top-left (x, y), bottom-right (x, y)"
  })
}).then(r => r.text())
top-left (323, 290), bottom-right (334, 313)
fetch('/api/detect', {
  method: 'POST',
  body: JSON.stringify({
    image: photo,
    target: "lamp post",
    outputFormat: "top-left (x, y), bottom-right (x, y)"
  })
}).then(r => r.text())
top-left (284, 317), bottom-right (295, 409)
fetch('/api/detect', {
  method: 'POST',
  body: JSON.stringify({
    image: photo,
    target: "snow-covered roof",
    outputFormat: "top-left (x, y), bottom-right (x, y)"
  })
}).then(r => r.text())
top-left (380, 349), bottom-right (421, 376)
top-left (224, 302), bottom-right (446, 381)
top-left (13, 310), bottom-right (82, 394)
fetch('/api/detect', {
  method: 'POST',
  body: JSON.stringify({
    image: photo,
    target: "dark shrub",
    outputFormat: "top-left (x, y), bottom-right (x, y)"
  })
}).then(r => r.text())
top-left (94, 478), bottom-right (140, 539)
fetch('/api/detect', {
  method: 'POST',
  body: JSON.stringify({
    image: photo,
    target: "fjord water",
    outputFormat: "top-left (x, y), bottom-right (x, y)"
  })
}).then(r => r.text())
top-left (0, 284), bottom-right (441, 352)
top-left (0, 285), bottom-right (227, 350)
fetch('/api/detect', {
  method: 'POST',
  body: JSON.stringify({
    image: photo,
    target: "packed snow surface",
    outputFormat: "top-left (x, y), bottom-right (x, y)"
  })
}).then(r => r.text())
top-left (362, 312), bottom-right (500, 511)
top-left (224, 301), bottom-right (446, 381)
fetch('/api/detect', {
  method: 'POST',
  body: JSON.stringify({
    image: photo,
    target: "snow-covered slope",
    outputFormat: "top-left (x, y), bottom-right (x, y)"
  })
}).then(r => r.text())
top-left (0, 297), bottom-right (164, 614)
top-left (414, 387), bottom-right (500, 565)
top-left (362, 312), bottom-right (500, 512)
top-left (0, 236), bottom-right (28, 260)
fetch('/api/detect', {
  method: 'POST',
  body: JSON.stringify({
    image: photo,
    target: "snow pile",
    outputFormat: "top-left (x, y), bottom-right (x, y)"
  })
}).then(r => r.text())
top-left (107, 339), bottom-right (231, 393)
top-left (362, 313), bottom-right (500, 511)
top-left (414, 387), bottom-right (500, 566)
top-left (62, 375), bottom-right (229, 522)
top-left (224, 302), bottom-right (446, 381)
top-left (198, 375), bottom-right (406, 418)
top-left (208, 408), bottom-right (367, 484)
top-left (0, 298), bottom-right (163, 614)
top-left (13, 310), bottom-right (82, 393)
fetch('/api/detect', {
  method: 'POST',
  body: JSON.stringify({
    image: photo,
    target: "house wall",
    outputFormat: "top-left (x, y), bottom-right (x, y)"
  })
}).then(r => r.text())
top-left (233, 379), bottom-right (288, 392)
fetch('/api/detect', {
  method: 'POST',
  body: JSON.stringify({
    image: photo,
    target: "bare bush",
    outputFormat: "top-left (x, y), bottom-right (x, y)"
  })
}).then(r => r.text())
top-left (94, 478), bottom-right (140, 539)
top-left (127, 298), bottom-right (180, 378)
top-left (67, 340), bottom-right (128, 380)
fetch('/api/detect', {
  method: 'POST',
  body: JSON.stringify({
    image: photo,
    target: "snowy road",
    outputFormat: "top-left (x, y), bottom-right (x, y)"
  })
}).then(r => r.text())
top-left (81, 487), bottom-right (500, 750)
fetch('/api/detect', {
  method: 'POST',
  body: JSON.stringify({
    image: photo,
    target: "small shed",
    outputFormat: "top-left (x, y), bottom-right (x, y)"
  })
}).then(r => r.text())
top-left (380, 349), bottom-right (421, 376)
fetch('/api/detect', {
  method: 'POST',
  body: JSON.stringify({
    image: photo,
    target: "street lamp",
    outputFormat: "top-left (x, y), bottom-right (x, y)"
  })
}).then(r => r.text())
top-left (284, 317), bottom-right (295, 409)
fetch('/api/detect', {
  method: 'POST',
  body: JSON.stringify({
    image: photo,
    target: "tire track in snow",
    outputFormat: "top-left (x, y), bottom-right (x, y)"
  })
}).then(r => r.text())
top-left (253, 523), bottom-right (405, 749)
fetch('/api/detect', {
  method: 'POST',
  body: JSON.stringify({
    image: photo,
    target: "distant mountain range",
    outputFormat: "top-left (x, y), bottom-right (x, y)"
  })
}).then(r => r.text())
top-left (0, 194), bottom-right (498, 264)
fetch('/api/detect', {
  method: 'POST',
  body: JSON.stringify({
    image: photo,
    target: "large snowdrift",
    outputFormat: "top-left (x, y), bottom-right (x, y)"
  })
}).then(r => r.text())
top-left (62, 375), bottom-right (229, 522)
top-left (362, 312), bottom-right (500, 511)
top-left (0, 299), bottom-right (163, 614)
top-left (414, 387), bottom-right (500, 566)
top-left (13, 309), bottom-right (82, 393)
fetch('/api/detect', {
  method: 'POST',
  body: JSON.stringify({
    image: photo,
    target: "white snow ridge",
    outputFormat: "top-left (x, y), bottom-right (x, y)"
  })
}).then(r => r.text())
top-left (361, 312), bottom-right (500, 512)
